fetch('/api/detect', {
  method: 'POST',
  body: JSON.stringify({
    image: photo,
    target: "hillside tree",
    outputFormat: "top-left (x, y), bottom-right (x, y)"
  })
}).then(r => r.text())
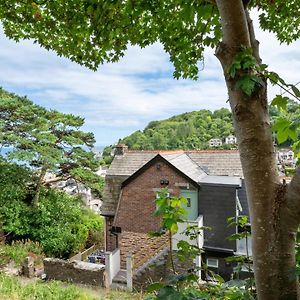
top-left (0, 88), bottom-right (102, 206)
top-left (1, 1), bottom-right (300, 299)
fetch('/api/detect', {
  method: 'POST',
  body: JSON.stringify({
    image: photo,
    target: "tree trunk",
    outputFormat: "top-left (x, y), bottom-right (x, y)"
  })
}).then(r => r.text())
top-left (33, 166), bottom-right (47, 207)
top-left (215, 1), bottom-right (300, 299)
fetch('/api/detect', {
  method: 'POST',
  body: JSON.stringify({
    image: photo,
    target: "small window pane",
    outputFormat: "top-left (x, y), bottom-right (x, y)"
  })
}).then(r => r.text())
top-left (187, 197), bottom-right (191, 207)
top-left (207, 258), bottom-right (218, 268)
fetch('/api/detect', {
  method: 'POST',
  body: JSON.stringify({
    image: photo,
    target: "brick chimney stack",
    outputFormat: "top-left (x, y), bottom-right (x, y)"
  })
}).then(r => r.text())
top-left (114, 144), bottom-right (128, 156)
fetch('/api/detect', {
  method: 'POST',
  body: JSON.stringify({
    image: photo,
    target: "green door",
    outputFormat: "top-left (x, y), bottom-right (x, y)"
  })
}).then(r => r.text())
top-left (180, 190), bottom-right (198, 221)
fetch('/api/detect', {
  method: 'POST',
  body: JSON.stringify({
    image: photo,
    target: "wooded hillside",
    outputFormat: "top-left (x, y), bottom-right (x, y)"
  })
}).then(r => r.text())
top-left (101, 102), bottom-right (300, 165)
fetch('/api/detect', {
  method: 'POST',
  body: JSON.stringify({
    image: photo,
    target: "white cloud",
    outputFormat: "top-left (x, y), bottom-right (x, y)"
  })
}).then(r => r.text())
top-left (0, 12), bottom-right (300, 145)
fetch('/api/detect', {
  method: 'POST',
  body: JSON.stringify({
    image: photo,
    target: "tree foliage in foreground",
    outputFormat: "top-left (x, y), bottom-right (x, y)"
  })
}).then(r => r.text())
top-left (1, 1), bottom-right (300, 299)
top-left (0, 88), bottom-right (102, 205)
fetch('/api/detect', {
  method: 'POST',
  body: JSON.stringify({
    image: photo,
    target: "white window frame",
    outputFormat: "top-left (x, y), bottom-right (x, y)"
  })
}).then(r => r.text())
top-left (241, 263), bottom-right (253, 272)
top-left (156, 192), bottom-right (170, 199)
top-left (206, 258), bottom-right (219, 268)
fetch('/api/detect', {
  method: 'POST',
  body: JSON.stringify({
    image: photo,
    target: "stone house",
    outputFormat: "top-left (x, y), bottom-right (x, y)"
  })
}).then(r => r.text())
top-left (102, 145), bottom-right (250, 283)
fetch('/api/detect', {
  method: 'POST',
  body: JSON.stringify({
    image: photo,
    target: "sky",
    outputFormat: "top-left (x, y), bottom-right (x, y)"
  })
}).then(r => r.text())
top-left (0, 12), bottom-right (300, 147)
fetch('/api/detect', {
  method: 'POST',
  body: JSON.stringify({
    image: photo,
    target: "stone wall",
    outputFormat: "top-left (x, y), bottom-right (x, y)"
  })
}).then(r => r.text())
top-left (133, 250), bottom-right (195, 291)
top-left (43, 258), bottom-right (105, 286)
top-left (119, 231), bottom-right (168, 269)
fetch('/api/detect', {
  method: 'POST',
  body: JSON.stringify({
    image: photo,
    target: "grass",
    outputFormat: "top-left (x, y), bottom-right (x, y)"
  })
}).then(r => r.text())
top-left (0, 273), bottom-right (144, 300)
top-left (0, 240), bottom-right (44, 267)
top-left (0, 240), bottom-right (144, 299)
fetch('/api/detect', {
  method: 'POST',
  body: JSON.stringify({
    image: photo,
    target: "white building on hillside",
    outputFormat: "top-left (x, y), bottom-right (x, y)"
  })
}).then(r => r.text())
top-left (277, 149), bottom-right (296, 167)
top-left (209, 138), bottom-right (222, 147)
top-left (225, 135), bottom-right (237, 145)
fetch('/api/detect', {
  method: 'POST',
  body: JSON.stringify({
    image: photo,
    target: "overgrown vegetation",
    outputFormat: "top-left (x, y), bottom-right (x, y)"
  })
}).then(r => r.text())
top-left (0, 90), bottom-right (105, 258)
top-left (0, 240), bottom-right (44, 267)
top-left (0, 161), bottom-right (104, 258)
top-left (0, 273), bottom-right (142, 300)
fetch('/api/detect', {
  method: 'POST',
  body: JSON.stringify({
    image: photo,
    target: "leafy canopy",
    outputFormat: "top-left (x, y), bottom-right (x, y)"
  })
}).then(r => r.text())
top-left (1, 1), bottom-right (300, 79)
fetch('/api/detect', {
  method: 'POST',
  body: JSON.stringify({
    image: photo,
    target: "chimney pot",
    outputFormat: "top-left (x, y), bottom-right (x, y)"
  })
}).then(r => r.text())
top-left (114, 144), bottom-right (128, 156)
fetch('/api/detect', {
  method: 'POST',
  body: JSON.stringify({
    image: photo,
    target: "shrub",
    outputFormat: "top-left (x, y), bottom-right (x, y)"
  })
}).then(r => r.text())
top-left (0, 160), bottom-right (104, 259)
top-left (31, 189), bottom-right (104, 258)
top-left (0, 240), bottom-right (44, 266)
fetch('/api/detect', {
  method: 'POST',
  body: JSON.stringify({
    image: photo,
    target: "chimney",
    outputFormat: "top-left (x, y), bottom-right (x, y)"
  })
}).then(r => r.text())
top-left (114, 144), bottom-right (128, 156)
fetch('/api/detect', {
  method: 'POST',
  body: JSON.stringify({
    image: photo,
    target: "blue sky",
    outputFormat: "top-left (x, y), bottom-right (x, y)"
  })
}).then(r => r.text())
top-left (0, 13), bottom-right (300, 147)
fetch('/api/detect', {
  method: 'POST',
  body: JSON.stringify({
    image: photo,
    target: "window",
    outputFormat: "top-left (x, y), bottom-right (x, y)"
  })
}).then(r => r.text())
top-left (156, 192), bottom-right (170, 198)
top-left (241, 263), bottom-right (253, 272)
top-left (206, 258), bottom-right (218, 268)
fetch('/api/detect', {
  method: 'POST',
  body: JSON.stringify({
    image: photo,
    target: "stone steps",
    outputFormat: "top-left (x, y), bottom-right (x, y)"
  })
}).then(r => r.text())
top-left (111, 269), bottom-right (127, 290)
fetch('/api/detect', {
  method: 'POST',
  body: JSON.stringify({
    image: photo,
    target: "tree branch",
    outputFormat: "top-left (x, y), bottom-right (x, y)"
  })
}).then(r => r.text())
top-left (42, 175), bottom-right (71, 185)
top-left (215, 0), bottom-right (250, 49)
top-left (245, 9), bottom-right (261, 64)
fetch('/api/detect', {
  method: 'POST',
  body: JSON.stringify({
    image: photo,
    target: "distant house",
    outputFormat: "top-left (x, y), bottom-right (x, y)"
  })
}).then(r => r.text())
top-left (102, 145), bottom-right (250, 283)
top-left (277, 149), bottom-right (295, 167)
top-left (208, 138), bottom-right (222, 147)
top-left (96, 165), bottom-right (108, 178)
top-left (44, 174), bottom-right (102, 213)
top-left (225, 135), bottom-right (237, 145)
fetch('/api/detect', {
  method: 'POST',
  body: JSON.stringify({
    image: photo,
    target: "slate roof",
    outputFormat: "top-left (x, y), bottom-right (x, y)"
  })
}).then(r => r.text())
top-left (186, 150), bottom-right (243, 177)
top-left (106, 151), bottom-right (157, 176)
top-left (107, 149), bottom-right (243, 178)
top-left (161, 152), bottom-right (207, 183)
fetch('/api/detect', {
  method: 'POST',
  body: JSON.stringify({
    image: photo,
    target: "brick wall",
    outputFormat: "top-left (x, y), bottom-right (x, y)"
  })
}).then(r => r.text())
top-left (115, 156), bottom-right (196, 233)
top-left (105, 216), bottom-right (118, 252)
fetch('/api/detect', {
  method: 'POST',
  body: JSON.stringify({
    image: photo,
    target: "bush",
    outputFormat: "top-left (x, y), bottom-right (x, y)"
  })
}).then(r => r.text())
top-left (0, 240), bottom-right (44, 267)
top-left (30, 189), bottom-right (104, 258)
top-left (0, 161), bottom-right (104, 258)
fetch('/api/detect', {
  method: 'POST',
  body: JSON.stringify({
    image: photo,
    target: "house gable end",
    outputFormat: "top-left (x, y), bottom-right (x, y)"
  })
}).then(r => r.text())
top-left (121, 154), bottom-right (200, 189)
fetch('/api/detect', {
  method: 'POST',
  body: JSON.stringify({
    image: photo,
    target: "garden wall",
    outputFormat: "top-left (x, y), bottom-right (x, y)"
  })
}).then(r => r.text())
top-left (43, 258), bottom-right (105, 286)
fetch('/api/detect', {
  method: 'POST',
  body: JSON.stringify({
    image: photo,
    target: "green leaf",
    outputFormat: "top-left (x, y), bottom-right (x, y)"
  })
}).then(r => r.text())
top-left (235, 75), bottom-right (256, 96)
top-left (272, 117), bottom-right (290, 132)
top-left (147, 282), bottom-right (164, 292)
top-left (276, 128), bottom-right (289, 144)
top-left (271, 95), bottom-right (288, 110)
top-left (268, 71), bottom-right (280, 84)
top-left (292, 85), bottom-right (300, 98)
top-left (287, 128), bottom-right (298, 141)
top-left (157, 286), bottom-right (183, 300)
top-left (170, 223), bottom-right (178, 234)
top-left (228, 60), bottom-right (241, 78)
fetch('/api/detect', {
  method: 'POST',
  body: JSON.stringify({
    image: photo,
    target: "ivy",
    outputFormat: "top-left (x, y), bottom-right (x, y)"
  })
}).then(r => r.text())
top-left (227, 48), bottom-right (257, 78)
top-left (235, 75), bottom-right (265, 97)
top-left (227, 47), bottom-right (265, 96)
